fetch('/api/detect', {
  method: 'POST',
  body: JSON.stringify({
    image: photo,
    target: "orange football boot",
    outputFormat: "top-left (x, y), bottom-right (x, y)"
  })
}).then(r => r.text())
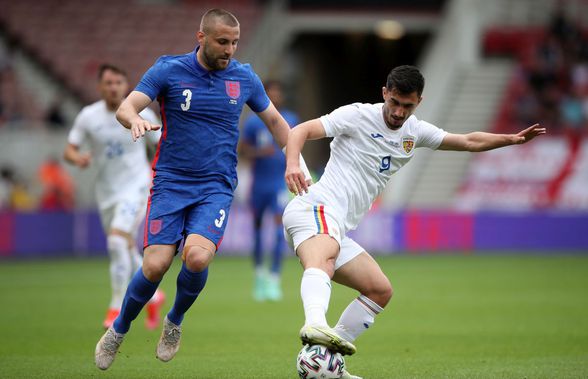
top-left (145, 290), bottom-right (165, 330)
top-left (102, 308), bottom-right (120, 330)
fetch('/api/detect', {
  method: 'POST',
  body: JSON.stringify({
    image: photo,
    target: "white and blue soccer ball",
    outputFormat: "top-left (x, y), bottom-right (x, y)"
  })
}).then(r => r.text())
top-left (296, 344), bottom-right (346, 379)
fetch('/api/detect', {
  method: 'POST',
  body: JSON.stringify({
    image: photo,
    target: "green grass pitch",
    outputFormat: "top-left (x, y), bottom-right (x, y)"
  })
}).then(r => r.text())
top-left (0, 254), bottom-right (587, 378)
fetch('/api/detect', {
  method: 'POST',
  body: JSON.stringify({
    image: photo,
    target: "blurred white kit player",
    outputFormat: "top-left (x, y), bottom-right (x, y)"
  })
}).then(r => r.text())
top-left (283, 65), bottom-right (545, 374)
top-left (64, 64), bottom-right (165, 330)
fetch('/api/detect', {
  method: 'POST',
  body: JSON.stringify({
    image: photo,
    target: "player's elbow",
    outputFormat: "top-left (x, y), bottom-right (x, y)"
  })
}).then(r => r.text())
top-left (115, 101), bottom-right (132, 127)
top-left (463, 133), bottom-right (496, 152)
top-left (465, 143), bottom-right (484, 152)
top-left (115, 106), bottom-right (125, 125)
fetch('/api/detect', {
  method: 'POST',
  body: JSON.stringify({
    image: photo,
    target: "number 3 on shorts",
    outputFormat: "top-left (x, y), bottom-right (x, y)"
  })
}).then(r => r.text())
top-left (214, 209), bottom-right (226, 228)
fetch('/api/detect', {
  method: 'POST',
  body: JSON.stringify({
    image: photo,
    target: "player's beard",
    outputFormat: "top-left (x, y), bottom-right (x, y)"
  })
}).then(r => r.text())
top-left (202, 44), bottom-right (230, 71)
top-left (383, 107), bottom-right (405, 129)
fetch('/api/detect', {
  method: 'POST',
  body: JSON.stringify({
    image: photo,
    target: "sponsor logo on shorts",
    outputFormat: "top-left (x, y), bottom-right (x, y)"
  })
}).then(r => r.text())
top-left (207, 225), bottom-right (222, 235)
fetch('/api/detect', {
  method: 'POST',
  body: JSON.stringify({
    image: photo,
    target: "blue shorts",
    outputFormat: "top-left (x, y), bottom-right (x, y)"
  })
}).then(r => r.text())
top-left (144, 177), bottom-right (234, 250)
top-left (250, 188), bottom-right (288, 221)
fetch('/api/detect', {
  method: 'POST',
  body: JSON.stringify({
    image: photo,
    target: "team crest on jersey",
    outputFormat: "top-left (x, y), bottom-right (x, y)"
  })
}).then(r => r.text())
top-left (225, 81), bottom-right (240, 99)
top-left (402, 137), bottom-right (415, 154)
top-left (149, 219), bottom-right (162, 235)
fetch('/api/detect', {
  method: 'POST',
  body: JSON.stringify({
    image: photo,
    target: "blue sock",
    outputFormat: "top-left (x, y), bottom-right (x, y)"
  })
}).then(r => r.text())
top-left (113, 269), bottom-right (160, 334)
top-left (253, 225), bottom-right (263, 267)
top-left (271, 225), bottom-right (284, 274)
top-left (167, 263), bottom-right (208, 325)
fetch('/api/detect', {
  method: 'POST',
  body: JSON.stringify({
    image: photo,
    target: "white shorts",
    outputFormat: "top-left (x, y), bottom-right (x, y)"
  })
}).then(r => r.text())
top-left (99, 197), bottom-right (147, 237)
top-left (282, 197), bottom-right (365, 270)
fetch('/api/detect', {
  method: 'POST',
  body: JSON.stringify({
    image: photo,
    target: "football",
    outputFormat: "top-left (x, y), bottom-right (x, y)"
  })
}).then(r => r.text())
top-left (296, 344), bottom-right (346, 379)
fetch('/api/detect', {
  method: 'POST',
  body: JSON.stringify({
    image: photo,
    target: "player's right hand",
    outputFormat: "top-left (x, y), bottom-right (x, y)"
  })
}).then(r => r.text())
top-left (76, 153), bottom-right (92, 169)
top-left (285, 164), bottom-right (308, 196)
top-left (130, 119), bottom-right (161, 141)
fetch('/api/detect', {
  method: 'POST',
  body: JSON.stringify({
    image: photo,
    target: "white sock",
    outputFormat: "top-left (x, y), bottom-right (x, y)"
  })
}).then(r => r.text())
top-left (334, 295), bottom-right (384, 342)
top-left (129, 244), bottom-right (143, 274)
top-left (107, 234), bottom-right (132, 309)
top-left (301, 268), bottom-right (331, 327)
top-left (255, 266), bottom-right (267, 279)
top-left (268, 272), bottom-right (280, 284)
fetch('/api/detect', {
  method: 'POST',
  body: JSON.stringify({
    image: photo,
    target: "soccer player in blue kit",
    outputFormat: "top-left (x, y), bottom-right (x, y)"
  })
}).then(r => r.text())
top-left (240, 80), bottom-right (299, 301)
top-left (94, 9), bottom-right (310, 370)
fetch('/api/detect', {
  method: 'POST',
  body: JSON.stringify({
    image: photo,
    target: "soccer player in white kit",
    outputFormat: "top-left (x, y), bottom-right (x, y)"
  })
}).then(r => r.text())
top-left (64, 64), bottom-right (165, 330)
top-left (283, 66), bottom-right (545, 378)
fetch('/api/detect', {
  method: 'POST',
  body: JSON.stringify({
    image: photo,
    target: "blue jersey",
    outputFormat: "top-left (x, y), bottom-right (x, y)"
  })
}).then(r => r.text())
top-left (136, 47), bottom-right (270, 192)
top-left (243, 109), bottom-right (299, 193)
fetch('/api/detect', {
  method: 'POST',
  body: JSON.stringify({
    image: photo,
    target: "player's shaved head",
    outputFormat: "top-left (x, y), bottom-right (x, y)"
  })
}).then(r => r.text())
top-left (200, 8), bottom-right (239, 34)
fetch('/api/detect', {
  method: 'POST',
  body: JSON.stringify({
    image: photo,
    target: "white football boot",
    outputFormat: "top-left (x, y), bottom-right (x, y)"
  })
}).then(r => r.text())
top-left (94, 327), bottom-right (125, 370)
top-left (299, 325), bottom-right (357, 355)
top-left (156, 316), bottom-right (182, 362)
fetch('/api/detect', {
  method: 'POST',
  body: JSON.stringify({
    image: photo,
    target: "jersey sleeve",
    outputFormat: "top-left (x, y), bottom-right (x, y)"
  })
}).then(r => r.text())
top-left (139, 107), bottom-right (162, 145)
top-left (135, 57), bottom-right (169, 101)
top-left (416, 120), bottom-right (447, 149)
top-left (320, 104), bottom-right (361, 137)
top-left (67, 108), bottom-right (89, 146)
top-left (246, 71), bottom-right (270, 113)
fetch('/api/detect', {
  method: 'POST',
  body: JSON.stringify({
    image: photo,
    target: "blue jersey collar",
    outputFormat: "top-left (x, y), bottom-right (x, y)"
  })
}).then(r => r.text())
top-left (192, 46), bottom-right (210, 76)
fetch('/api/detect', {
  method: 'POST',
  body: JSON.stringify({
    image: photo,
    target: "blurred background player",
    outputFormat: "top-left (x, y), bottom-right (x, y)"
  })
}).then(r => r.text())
top-left (63, 64), bottom-right (164, 330)
top-left (240, 80), bottom-right (299, 301)
top-left (283, 65), bottom-right (546, 378)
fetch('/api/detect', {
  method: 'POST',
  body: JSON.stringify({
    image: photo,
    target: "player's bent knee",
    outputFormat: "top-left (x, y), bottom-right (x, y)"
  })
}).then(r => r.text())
top-left (183, 245), bottom-right (214, 272)
top-left (379, 281), bottom-right (394, 306)
top-left (107, 234), bottom-right (127, 256)
top-left (364, 278), bottom-right (393, 309)
top-left (142, 256), bottom-right (171, 282)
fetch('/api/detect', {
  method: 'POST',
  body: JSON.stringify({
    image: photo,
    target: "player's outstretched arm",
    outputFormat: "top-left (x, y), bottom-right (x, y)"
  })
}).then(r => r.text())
top-left (285, 119), bottom-right (326, 195)
top-left (438, 123), bottom-right (546, 152)
top-left (116, 91), bottom-right (161, 142)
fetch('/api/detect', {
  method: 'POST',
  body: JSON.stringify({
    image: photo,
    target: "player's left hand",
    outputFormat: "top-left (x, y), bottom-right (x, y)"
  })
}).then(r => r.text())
top-left (130, 118), bottom-right (161, 142)
top-left (285, 164), bottom-right (308, 196)
top-left (513, 123), bottom-right (546, 144)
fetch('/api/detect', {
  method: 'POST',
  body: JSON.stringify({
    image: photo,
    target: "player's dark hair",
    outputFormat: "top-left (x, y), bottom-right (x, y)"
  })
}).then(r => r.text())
top-left (386, 65), bottom-right (425, 97)
top-left (98, 63), bottom-right (127, 80)
top-left (201, 8), bottom-right (239, 33)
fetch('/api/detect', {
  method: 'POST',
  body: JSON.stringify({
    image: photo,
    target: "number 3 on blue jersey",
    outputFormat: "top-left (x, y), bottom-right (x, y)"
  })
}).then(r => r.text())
top-left (181, 89), bottom-right (192, 111)
top-left (214, 209), bottom-right (226, 228)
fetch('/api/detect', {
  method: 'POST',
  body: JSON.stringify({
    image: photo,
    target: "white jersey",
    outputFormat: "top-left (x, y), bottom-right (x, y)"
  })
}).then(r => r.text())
top-left (301, 102), bottom-right (447, 233)
top-left (67, 100), bottom-right (160, 210)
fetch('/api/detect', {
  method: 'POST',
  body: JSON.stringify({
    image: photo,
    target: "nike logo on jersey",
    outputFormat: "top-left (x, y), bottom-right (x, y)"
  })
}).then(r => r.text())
top-left (179, 81), bottom-right (198, 88)
top-left (371, 133), bottom-right (384, 139)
